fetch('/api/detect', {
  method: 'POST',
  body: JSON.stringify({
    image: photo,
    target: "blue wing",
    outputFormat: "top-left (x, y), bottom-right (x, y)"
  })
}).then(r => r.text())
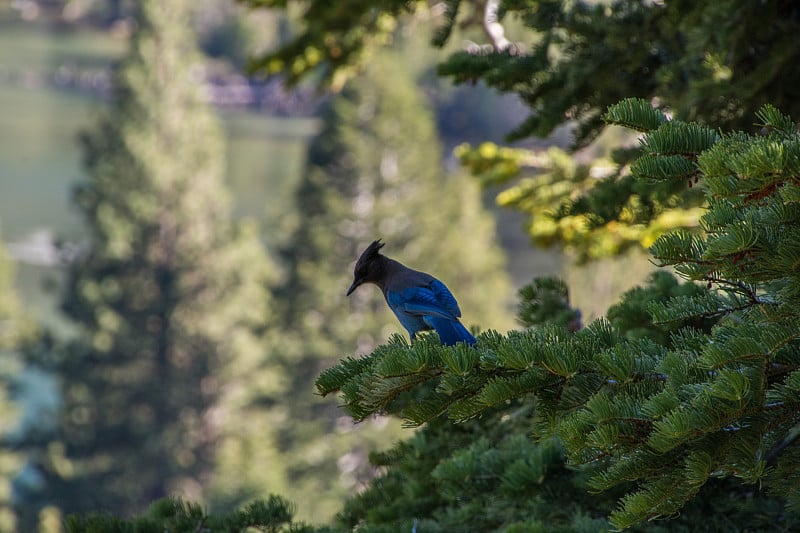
top-left (386, 280), bottom-right (475, 346)
top-left (387, 280), bottom-right (460, 321)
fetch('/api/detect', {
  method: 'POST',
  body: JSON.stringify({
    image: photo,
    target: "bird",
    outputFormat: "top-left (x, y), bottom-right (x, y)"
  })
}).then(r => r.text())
top-left (346, 240), bottom-right (477, 346)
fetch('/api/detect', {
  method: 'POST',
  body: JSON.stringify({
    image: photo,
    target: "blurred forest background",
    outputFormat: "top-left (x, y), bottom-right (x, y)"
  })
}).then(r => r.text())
top-left (9, 0), bottom-right (791, 531)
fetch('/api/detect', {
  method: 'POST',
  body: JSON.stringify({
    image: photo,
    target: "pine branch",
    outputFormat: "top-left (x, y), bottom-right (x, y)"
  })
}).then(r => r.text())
top-left (602, 98), bottom-right (668, 132)
top-left (64, 495), bottom-right (305, 533)
top-left (317, 103), bottom-right (800, 529)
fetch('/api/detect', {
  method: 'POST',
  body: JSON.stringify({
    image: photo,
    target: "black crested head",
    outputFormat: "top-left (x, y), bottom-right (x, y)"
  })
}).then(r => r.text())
top-left (356, 239), bottom-right (385, 266)
top-left (347, 239), bottom-right (387, 295)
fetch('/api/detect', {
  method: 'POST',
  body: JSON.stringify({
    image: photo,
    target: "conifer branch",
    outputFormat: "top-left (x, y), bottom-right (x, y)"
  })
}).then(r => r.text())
top-left (316, 103), bottom-right (800, 529)
top-left (701, 276), bottom-right (761, 302)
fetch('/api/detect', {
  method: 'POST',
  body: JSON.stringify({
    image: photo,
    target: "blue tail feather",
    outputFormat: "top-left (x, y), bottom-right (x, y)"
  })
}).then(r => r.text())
top-left (424, 316), bottom-right (477, 346)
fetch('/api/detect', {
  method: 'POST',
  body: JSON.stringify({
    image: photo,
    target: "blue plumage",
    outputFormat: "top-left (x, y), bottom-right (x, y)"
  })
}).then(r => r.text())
top-left (347, 240), bottom-right (477, 346)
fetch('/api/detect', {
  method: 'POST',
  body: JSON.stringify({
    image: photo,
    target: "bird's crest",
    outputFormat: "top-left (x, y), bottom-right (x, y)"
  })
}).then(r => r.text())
top-left (355, 239), bottom-right (385, 269)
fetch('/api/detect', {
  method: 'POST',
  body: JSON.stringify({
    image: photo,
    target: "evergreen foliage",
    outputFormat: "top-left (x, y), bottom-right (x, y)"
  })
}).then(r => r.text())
top-left (335, 404), bottom-right (613, 532)
top-left (315, 103), bottom-right (800, 529)
top-left (606, 271), bottom-right (717, 346)
top-left (16, 0), bottom-right (277, 520)
top-left (247, 0), bottom-right (800, 145)
top-left (325, 269), bottom-right (791, 532)
top-left (517, 277), bottom-right (581, 331)
top-left (64, 495), bottom-right (316, 533)
top-left (240, 0), bottom-right (416, 90)
top-left (245, 1), bottom-right (800, 258)
top-left (456, 101), bottom-right (709, 260)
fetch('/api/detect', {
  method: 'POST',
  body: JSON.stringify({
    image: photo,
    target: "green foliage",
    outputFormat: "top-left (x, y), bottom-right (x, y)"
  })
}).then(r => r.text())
top-left (245, 1), bottom-right (800, 258)
top-left (316, 104), bottom-right (800, 529)
top-left (455, 100), bottom-right (711, 260)
top-left (64, 495), bottom-right (317, 533)
top-left (602, 98), bottom-right (669, 133)
top-left (240, 0), bottom-right (415, 90)
top-left (248, 1), bottom-right (800, 145)
top-left (334, 405), bottom-right (615, 533)
top-left (330, 269), bottom-right (791, 532)
top-left (607, 271), bottom-right (718, 345)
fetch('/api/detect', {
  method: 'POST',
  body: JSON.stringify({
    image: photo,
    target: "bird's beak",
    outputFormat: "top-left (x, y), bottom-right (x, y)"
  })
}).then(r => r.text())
top-left (346, 279), bottom-right (360, 296)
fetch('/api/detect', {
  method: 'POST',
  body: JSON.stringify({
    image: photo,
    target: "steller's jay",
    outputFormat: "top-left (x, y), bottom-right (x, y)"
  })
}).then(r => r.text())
top-left (346, 240), bottom-right (477, 346)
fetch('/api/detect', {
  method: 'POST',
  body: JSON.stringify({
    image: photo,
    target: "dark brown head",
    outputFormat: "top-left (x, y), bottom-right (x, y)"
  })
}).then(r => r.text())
top-left (347, 239), bottom-right (387, 295)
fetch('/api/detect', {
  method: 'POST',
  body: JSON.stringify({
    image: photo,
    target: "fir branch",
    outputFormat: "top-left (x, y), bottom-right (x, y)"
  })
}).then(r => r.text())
top-left (630, 153), bottom-right (699, 182)
top-left (640, 121), bottom-right (718, 157)
top-left (755, 103), bottom-right (798, 136)
top-left (602, 98), bottom-right (668, 132)
top-left (700, 275), bottom-right (761, 303)
top-left (765, 425), bottom-right (800, 466)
